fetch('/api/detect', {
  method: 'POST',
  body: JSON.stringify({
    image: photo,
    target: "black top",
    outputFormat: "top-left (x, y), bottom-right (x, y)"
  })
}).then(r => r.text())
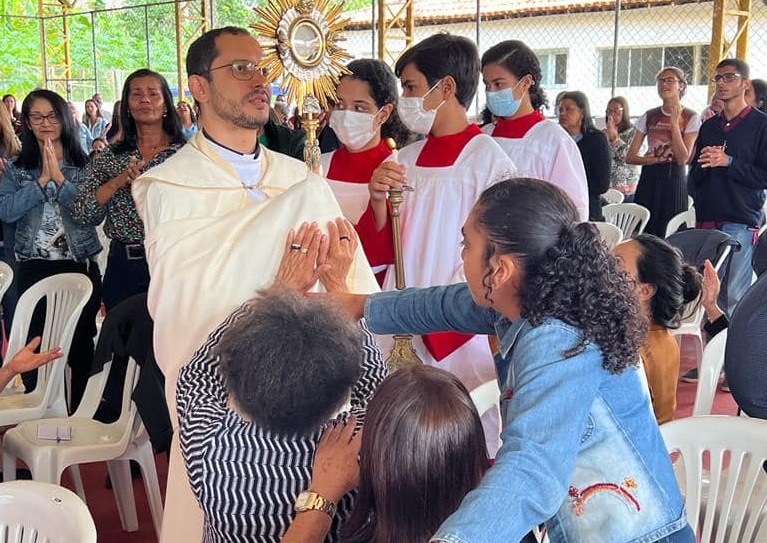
top-left (576, 131), bottom-right (612, 221)
top-left (688, 108), bottom-right (767, 227)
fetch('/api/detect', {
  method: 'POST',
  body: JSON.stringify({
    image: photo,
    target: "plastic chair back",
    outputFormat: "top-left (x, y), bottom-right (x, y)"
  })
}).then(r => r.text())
top-left (665, 207), bottom-right (697, 238)
top-left (470, 379), bottom-right (502, 458)
top-left (661, 416), bottom-right (767, 543)
top-left (692, 330), bottom-right (727, 416)
top-left (602, 188), bottom-right (624, 205)
top-left (0, 480), bottom-right (96, 543)
top-left (589, 221), bottom-right (623, 248)
top-left (602, 203), bottom-right (651, 239)
top-left (0, 273), bottom-right (92, 425)
top-left (0, 260), bottom-right (13, 302)
top-left (470, 379), bottom-right (500, 417)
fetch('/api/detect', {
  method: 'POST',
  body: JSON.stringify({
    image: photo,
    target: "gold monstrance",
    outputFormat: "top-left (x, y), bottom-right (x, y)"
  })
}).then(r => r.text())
top-left (253, 0), bottom-right (351, 173)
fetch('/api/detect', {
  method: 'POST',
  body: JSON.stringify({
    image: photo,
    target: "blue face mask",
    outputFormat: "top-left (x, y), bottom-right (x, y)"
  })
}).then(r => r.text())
top-left (485, 78), bottom-right (525, 118)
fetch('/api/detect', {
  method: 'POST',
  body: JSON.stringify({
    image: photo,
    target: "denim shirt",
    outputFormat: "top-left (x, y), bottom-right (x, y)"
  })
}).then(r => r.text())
top-left (365, 283), bottom-right (687, 543)
top-left (0, 160), bottom-right (102, 262)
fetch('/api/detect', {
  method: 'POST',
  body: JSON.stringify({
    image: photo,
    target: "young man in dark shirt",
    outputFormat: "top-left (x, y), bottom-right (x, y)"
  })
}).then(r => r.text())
top-left (688, 58), bottom-right (767, 315)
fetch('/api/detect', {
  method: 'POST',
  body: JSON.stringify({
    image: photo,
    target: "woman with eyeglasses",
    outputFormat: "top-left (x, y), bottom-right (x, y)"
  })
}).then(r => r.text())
top-left (0, 89), bottom-right (102, 411)
top-left (604, 96), bottom-right (640, 200)
top-left (557, 91), bottom-right (611, 221)
top-left (73, 68), bottom-right (185, 311)
top-left (626, 67), bottom-right (700, 237)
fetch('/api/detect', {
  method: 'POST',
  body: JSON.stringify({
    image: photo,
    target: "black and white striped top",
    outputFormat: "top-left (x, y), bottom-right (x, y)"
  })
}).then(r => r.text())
top-left (177, 306), bottom-right (387, 543)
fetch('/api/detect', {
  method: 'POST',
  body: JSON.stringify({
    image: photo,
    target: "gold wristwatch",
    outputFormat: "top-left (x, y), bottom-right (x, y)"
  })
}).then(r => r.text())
top-left (295, 490), bottom-right (337, 517)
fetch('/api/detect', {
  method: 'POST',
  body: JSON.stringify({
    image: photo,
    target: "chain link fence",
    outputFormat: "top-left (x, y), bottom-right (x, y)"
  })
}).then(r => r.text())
top-left (342, 0), bottom-right (767, 118)
top-left (2, 0), bottom-right (765, 115)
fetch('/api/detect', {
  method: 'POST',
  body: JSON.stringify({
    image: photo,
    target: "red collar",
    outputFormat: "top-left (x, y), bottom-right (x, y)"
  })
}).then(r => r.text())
top-left (416, 124), bottom-right (483, 167)
top-left (326, 139), bottom-right (392, 183)
top-left (720, 105), bottom-right (752, 133)
top-left (491, 110), bottom-right (545, 139)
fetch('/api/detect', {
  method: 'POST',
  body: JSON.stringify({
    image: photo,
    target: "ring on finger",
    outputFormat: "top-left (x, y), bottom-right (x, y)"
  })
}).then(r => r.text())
top-left (300, 247), bottom-right (309, 254)
top-left (290, 243), bottom-right (301, 251)
top-left (339, 235), bottom-right (351, 242)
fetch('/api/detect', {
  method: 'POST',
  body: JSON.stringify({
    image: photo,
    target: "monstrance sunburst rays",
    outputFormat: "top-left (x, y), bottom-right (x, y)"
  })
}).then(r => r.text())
top-left (253, 0), bottom-right (352, 113)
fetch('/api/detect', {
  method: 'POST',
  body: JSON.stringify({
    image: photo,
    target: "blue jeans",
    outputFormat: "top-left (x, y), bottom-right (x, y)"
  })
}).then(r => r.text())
top-left (719, 222), bottom-right (756, 315)
top-left (656, 524), bottom-right (695, 542)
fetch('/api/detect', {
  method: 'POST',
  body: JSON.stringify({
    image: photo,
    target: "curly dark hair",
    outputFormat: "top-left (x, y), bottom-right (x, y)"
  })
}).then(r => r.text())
top-left (633, 234), bottom-right (702, 329)
top-left (474, 178), bottom-right (646, 373)
top-left (343, 59), bottom-right (413, 149)
top-left (214, 287), bottom-right (363, 437)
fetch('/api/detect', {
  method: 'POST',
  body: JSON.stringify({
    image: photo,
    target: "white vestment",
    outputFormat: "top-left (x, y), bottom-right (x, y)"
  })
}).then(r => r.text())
top-left (380, 133), bottom-right (516, 455)
top-left (133, 132), bottom-right (378, 543)
top-left (483, 120), bottom-right (589, 221)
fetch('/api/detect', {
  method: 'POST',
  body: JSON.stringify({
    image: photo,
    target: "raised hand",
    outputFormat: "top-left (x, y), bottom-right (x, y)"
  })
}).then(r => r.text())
top-left (318, 218), bottom-right (358, 293)
top-left (275, 222), bottom-right (329, 292)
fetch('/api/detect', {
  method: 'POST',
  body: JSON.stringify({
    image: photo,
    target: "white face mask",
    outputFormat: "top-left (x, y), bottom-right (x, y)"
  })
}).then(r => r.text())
top-left (397, 79), bottom-right (444, 135)
top-left (329, 108), bottom-right (381, 151)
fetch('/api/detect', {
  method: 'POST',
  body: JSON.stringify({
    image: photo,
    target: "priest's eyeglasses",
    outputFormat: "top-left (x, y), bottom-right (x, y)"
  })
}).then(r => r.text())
top-left (208, 60), bottom-right (267, 81)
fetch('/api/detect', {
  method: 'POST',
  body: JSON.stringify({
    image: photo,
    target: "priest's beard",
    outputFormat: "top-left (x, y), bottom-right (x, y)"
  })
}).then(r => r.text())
top-left (209, 88), bottom-right (268, 130)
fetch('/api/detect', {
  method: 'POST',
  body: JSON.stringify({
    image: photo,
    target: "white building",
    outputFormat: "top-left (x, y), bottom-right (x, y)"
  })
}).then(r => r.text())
top-left (341, 0), bottom-right (767, 116)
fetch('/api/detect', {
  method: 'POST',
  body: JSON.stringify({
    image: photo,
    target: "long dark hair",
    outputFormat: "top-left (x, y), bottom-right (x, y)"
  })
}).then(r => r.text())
top-left (606, 96), bottom-right (632, 133)
top-left (481, 40), bottom-right (548, 111)
top-left (16, 89), bottom-right (88, 169)
top-left (342, 58), bottom-right (412, 149)
top-left (633, 234), bottom-right (702, 329)
top-left (113, 69), bottom-right (185, 153)
top-left (559, 91), bottom-right (599, 135)
top-left (341, 365), bottom-right (488, 543)
top-left (475, 178), bottom-right (645, 373)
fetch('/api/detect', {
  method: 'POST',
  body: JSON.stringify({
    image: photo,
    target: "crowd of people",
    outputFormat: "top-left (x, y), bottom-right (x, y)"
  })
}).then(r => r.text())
top-left (1, 25), bottom-right (766, 543)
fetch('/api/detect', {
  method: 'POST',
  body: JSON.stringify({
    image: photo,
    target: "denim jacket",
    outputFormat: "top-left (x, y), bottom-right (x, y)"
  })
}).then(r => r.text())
top-left (0, 160), bottom-right (102, 262)
top-left (365, 283), bottom-right (687, 543)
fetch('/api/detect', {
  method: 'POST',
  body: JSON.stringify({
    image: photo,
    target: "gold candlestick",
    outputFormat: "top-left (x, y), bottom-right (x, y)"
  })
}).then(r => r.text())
top-left (383, 137), bottom-right (422, 370)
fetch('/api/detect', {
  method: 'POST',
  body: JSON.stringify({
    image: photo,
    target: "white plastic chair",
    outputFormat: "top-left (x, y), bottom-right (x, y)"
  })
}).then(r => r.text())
top-left (0, 273), bottom-right (92, 422)
top-left (603, 203), bottom-right (651, 239)
top-left (601, 188), bottom-right (624, 205)
top-left (2, 357), bottom-right (164, 539)
top-left (661, 416), bottom-right (767, 542)
top-left (665, 207), bottom-right (697, 238)
top-left (589, 221), bottom-right (623, 248)
top-left (692, 330), bottom-right (727, 416)
top-left (0, 480), bottom-right (96, 543)
top-left (470, 379), bottom-right (502, 458)
top-left (0, 260), bottom-right (13, 303)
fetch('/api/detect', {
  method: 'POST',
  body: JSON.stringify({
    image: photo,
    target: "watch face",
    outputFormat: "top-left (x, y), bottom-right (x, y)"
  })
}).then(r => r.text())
top-left (295, 491), bottom-right (314, 509)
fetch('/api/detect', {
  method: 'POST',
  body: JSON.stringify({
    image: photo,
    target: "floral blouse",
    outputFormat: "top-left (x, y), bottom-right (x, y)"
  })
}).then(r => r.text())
top-left (72, 142), bottom-right (183, 244)
top-left (607, 126), bottom-right (640, 191)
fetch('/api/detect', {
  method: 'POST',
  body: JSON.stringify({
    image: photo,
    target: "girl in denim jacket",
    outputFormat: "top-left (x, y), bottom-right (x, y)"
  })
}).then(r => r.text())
top-left (0, 89), bottom-right (102, 411)
top-left (324, 178), bottom-right (694, 543)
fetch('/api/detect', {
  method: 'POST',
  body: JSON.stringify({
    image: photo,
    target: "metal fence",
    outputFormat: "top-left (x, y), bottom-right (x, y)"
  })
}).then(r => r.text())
top-left (2, 0), bottom-right (766, 114)
top-left (341, 0), bottom-right (767, 116)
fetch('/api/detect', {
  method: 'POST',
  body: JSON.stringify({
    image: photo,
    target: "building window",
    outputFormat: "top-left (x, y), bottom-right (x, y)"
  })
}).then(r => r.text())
top-left (599, 44), bottom-right (708, 88)
top-left (537, 51), bottom-right (568, 88)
